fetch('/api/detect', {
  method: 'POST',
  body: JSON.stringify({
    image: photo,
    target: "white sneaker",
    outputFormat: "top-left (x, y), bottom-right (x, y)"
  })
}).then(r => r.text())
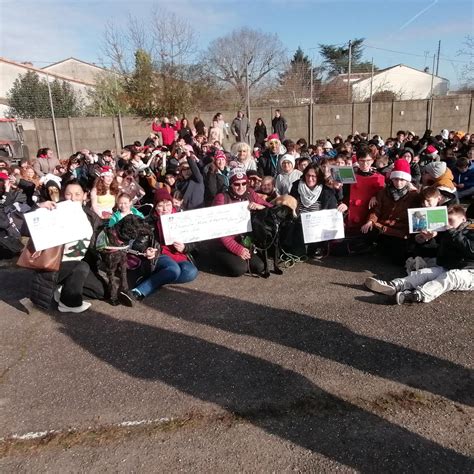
top-left (365, 277), bottom-right (398, 296)
top-left (53, 285), bottom-right (63, 304)
top-left (58, 301), bottom-right (91, 313)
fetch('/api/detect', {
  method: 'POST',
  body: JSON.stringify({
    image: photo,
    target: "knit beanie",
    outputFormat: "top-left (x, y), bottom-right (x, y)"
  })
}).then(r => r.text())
top-left (390, 159), bottom-right (411, 181)
top-left (279, 154), bottom-right (295, 168)
top-left (154, 188), bottom-right (173, 204)
top-left (229, 167), bottom-right (248, 184)
top-left (424, 161), bottom-right (447, 179)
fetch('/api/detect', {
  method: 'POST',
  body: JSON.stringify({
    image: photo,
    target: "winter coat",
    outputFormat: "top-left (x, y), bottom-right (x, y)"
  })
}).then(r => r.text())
top-left (152, 122), bottom-right (180, 146)
top-left (213, 189), bottom-right (271, 256)
top-left (204, 168), bottom-right (229, 206)
top-left (32, 156), bottom-right (60, 177)
top-left (436, 220), bottom-right (474, 270)
top-left (453, 163), bottom-right (474, 190)
top-left (230, 117), bottom-right (250, 142)
top-left (368, 187), bottom-right (420, 239)
top-left (257, 150), bottom-right (283, 178)
top-left (272, 116), bottom-right (288, 141)
top-left (276, 170), bottom-right (302, 196)
top-left (254, 124), bottom-right (267, 147)
top-left (176, 156), bottom-right (204, 210)
top-left (289, 182), bottom-right (338, 213)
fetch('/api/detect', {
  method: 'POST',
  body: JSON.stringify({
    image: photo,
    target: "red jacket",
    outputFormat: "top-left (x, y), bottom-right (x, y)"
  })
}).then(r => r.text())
top-left (154, 209), bottom-right (188, 262)
top-left (152, 122), bottom-right (181, 146)
top-left (213, 189), bottom-right (272, 256)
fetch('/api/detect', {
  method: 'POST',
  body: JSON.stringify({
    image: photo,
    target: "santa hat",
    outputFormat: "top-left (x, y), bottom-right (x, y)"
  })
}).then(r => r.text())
top-left (229, 167), bottom-right (248, 184)
top-left (424, 161), bottom-right (447, 179)
top-left (100, 166), bottom-right (114, 177)
top-left (424, 144), bottom-right (438, 156)
top-left (265, 133), bottom-right (280, 142)
top-left (154, 188), bottom-right (173, 203)
top-left (390, 159), bottom-right (411, 182)
top-left (279, 154), bottom-right (295, 167)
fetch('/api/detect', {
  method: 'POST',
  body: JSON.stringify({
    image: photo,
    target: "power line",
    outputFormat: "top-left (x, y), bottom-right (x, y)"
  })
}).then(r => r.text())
top-left (364, 44), bottom-right (470, 63)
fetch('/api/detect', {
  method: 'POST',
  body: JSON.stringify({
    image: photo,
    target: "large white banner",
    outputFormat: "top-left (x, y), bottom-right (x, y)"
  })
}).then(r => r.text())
top-left (23, 201), bottom-right (93, 251)
top-left (301, 209), bottom-right (345, 243)
top-left (161, 201), bottom-right (252, 245)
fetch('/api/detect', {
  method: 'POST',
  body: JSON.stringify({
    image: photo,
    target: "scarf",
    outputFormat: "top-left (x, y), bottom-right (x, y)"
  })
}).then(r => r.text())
top-left (298, 181), bottom-right (323, 208)
top-left (228, 187), bottom-right (250, 201)
top-left (388, 182), bottom-right (410, 201)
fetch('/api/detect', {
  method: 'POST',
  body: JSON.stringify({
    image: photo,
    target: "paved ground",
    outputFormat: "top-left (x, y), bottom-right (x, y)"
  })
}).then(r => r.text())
top-left (0, 255), bottom-right (473, 472)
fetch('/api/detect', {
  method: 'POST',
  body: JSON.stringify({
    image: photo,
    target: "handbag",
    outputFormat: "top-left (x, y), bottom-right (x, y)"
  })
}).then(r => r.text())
top-left (17, 240), bottom-right (64, 272)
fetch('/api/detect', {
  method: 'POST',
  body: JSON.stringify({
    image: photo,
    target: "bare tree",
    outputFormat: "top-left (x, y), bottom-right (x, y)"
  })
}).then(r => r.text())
top-left (200, 27), bottom-right (286, 104)
top-left (457, 35), bottom-right (474, 87)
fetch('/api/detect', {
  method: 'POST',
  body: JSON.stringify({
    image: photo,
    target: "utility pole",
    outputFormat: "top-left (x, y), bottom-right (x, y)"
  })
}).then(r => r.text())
top-left (368, 58), bottom-right (374, 136)
top-left (310, 66), bottom-right (314, 143)
top-left (429, 54), bottom-right (436, 129)
top-left (246, 56), bottom-right (252, 145)
top-left (347, 40), bottom-right (352, 102)
top-left (46, 72), bottom-right (60, 160)
top-left (435, 40), bottom-right (441, 76)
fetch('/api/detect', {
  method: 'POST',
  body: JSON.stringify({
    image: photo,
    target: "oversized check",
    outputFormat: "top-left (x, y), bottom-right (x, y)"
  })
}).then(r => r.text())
top-left (23, 200), bottom-right (93, 251)
top-left (301, 208), bottom-right (345, 243)
top-left (161, 201), bottom-right (252, 245)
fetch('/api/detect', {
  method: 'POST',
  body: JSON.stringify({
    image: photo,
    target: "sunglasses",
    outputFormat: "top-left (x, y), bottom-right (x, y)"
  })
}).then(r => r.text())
top-left (232, 182), bottom-right (247, 187)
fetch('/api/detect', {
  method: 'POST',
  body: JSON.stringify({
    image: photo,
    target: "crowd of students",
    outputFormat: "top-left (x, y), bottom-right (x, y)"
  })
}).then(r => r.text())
top-left (0, 114), bottom-right (472, 313)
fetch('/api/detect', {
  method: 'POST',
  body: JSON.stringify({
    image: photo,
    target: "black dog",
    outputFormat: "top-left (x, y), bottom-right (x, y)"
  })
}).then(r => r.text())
top-left (251, 204), bottom-right (295, 278)
top-left (99, 214), bottom-right (155, 305)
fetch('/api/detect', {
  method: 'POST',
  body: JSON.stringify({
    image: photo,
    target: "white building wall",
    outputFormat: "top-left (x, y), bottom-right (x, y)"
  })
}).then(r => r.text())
top-left (0, 61), bottom-right (93, 116)
top-left (352, 65), bottom-right (449, 101)
top-left (42, 59), bottom-right (106, 84)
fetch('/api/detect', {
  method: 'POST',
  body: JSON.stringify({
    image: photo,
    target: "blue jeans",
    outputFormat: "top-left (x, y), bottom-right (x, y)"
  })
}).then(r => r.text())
top-left (134, 255), bottom-right (198, 297)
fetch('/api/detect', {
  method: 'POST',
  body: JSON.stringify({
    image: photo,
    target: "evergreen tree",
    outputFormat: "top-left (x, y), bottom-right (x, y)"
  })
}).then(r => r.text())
top-left (319, 38), bottom-right (375, 77)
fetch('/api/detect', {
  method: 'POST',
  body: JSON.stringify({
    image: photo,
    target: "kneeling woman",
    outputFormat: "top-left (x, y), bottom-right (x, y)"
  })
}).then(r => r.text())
top-left (212, 168), bottom-right (272, 277)
top-left (129, 189), bottom-right (198, 300)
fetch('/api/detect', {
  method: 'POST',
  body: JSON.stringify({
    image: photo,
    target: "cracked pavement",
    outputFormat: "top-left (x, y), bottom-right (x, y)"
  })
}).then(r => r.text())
top-left (0, 256), bottom-right (473, 472)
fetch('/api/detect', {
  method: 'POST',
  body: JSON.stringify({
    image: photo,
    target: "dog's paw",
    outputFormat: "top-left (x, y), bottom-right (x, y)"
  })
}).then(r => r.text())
top-left (274, 267), bottom-right (283, 275)
top-left (109, 299), bottom-right (120, 306)
top-left (261, 272), bottom-right (271, 279)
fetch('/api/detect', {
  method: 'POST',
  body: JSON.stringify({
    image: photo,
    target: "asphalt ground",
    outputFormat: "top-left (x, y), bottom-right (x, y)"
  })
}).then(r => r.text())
top-left (0, 255), bottom-right (473, 472)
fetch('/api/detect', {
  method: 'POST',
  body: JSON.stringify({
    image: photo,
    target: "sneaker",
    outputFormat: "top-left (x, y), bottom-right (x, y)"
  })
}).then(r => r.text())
top-left (118, 290), bottom-right (134, 307)
top-left (365, 277), bottom-right (400, 296)
top-left (58, 301), bottom-right (92, 313)
top-left (131, 289), bottom-right (144, 302)
top-left (53, 285), bottom-right (63, 304)
top-left (395, 290), bottom-right (423, 305)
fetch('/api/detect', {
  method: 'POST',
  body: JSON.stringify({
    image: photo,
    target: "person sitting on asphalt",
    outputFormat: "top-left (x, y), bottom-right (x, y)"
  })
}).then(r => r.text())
top-left (365, 205), bottom-right (474, 305)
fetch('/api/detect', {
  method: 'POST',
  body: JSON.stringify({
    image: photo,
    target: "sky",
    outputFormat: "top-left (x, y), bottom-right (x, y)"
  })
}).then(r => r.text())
top-left (0, 0), bottom-right (472, 87)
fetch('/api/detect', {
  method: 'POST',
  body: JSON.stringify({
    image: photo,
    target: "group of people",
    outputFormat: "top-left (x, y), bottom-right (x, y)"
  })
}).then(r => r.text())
top-left (0, 115), bottom-right (472, 313)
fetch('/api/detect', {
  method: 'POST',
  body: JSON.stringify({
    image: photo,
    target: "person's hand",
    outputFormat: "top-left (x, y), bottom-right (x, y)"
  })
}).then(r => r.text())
top-left (368, 196), bottom-right (378, 209)
top-left (145, 247), bottom-right (158, 259)
top-left (361, 221), bottom-right (373, 234)
top-left (240, 248), bottom-right (251, 260)
top-left (37, 200), bottom-right (57, 210)
top-left (173, 242), bottom-right (185, 253)
top-left (248, 202), bottom-right (265, 211)
top-left (457, 183), bottom-right (464, 189)
top-left (337, 203), bottom-right (348, 213)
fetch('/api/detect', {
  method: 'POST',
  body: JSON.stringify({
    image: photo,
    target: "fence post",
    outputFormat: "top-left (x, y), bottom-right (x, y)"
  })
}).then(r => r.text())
top-left (34, 118), bottom-right (41, 150)
top-left (390, 100), bottom-right (394, 138)
top-left (68, 117), bottom-right (76, 154)
top-left (351, 102), bottom-right (355, 135)
top-left (45, 73), bottom-right (61, 159)
top-left (467, 95), bottom-right (473, 133)
top-left (117, 113), bottom-right (124, 148)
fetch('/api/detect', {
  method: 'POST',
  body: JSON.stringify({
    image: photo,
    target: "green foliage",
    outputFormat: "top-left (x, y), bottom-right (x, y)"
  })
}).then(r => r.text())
top-left (86, 73), bottom-right (129, 116)
top-left (319, 38), bottom-right (376, 77)
top-left (7, 71), bottom-right (83, 118)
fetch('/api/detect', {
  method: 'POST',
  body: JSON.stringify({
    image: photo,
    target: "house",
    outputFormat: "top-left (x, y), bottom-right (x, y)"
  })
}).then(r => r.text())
top-left (351, 64), bottom-right (449, 102)
top-left (42, 57), bottom-right (109, 84)
top-left (0, 57), bottom-right (96, 117)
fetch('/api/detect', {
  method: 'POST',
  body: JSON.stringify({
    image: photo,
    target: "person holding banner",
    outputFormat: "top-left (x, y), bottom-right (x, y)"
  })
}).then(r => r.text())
top-left (125, 188), bottom-right (198, 302)
top-left (212, 168), bottom-right (271, 277)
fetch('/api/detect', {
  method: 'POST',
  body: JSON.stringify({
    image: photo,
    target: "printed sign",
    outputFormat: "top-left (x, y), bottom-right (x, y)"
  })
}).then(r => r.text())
top-left (408, 206), bottom-right (448, 234)
top-left (301, 209), bottom-right (345, 243)
top-left (23, 201), bottom-right (93, 251)
top-left (161, 201), bottom-right (252, 245)
top-left (330, 166), bottom-right (357, 184)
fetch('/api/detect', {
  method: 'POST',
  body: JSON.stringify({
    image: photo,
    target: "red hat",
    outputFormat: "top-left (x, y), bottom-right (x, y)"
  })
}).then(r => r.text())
top-left (390, 159), bottom-right (411, 181)
top-left (100, 166), bottom-right (114, 177)
top-left (265, 133), bottom-right (280, 142)
top-left (154, 188), bottom-right (173, 203)
top-left (425, 144), bottom-right (438, 155)
top-left (213, 150), bottom-right (227, 161)
top-left (0, 172), bottom-right (9, 181)
top-left (229, 167), bottom-right (248, 184)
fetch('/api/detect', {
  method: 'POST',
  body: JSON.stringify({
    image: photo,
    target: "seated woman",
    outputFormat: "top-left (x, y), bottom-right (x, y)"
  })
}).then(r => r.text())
top-left (288, 163), bottom-right (338, 257)
top-left (32, 180), bottom-right (105, 312)
top-left (212, 168), bottom-right (272, 277)
top-left (204, 150), bottom-right (229, 206)
top-left (124, 188), bottom-right (198, 302)
top-left (176, 152), bottom-right (204, 210)
top-left (90, 166), bottom-right (120, 221)
top-left (232, 142), bottom-right (257, 172)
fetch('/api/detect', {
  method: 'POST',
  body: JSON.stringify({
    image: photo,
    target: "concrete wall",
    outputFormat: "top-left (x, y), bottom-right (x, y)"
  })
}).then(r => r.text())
top-left (20, 95), bottom-right (473, 160)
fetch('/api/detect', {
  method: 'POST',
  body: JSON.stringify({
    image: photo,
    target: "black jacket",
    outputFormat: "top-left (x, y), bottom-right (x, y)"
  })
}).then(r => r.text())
top-left (176, 156), bottom-right (204, 210)
top-left (272, 116), bottom-right (287, 140)
top-left (254, 124), bottom-right (267, 146)
top-left (204, 169), bottom-right (228, 206)
top-left (257, 150), bottom-right (282, 178)
top-left (436, 220), bottom-right (474, 270)
top-left (290, 182), bottom-right (338, 211)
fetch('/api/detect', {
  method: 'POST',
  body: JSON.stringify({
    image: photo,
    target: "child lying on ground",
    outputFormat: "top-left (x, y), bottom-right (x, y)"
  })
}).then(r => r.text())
top-left (365, 205), bottom-right (474, 304)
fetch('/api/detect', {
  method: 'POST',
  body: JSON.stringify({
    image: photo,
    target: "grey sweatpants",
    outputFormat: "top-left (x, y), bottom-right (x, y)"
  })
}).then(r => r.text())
top-left (394, 266), bottom-right (474, 302)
